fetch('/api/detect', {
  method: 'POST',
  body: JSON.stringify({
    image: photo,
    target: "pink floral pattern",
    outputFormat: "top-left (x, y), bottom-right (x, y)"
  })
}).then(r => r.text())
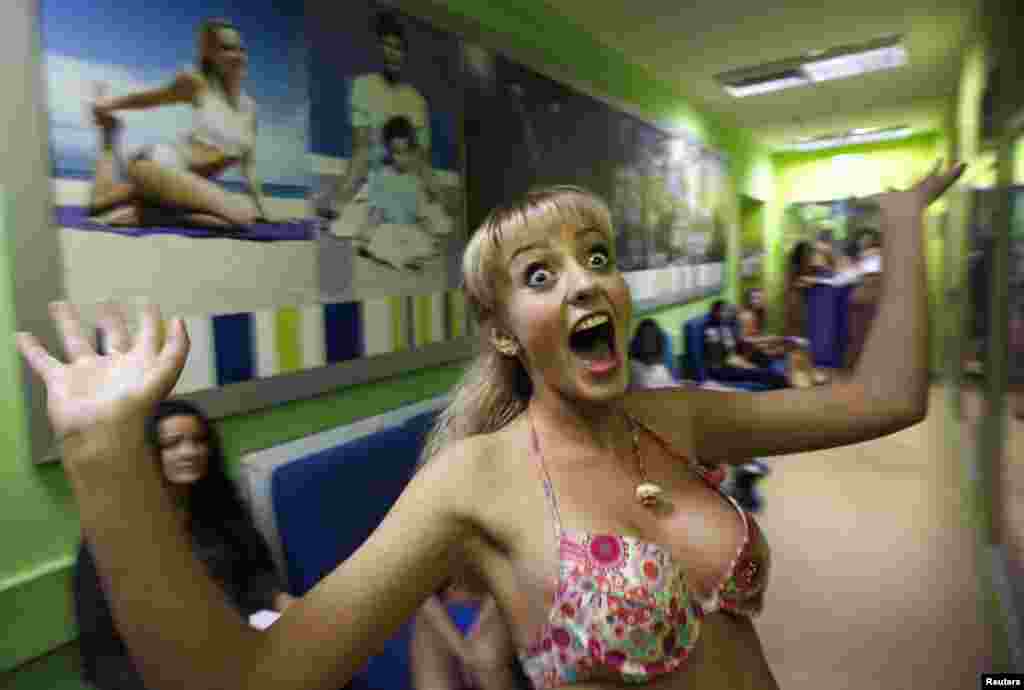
top-left (518, 530), bottom-right (702, 687)
top-left (522, 414), bottom-right (770, 688)
top-left (517, 465), bottom-right (771, 688)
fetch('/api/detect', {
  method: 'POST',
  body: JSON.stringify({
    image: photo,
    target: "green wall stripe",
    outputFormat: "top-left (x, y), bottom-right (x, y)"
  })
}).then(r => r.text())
top-left (275, 307), bottom-right (302, 374)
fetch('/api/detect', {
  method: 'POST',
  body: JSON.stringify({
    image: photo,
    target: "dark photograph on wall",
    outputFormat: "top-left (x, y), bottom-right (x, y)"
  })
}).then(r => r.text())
top-left (461, 42), bottom-right (724, 273)
top-left (970, 186), bottom-right (1024, 387)
top-left (1011, 188), bottom-right (1024, 413)
top-left (308, 1), bottom-right (464, 302)
top-left (39, 0), bottom-right (314, 321)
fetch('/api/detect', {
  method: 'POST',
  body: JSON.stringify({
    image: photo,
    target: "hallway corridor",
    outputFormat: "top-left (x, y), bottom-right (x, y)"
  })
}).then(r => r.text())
top-left (753, 386), bottom-right (997, 688)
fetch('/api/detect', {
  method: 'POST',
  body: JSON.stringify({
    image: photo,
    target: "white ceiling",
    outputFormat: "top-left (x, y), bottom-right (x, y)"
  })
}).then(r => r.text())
top-left (545, 0), bottom-right (983, 149)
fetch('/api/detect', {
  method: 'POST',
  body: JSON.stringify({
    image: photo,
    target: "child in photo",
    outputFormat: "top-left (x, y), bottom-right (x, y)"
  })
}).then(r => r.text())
top-left (357, 115), bottom-right (452, 272)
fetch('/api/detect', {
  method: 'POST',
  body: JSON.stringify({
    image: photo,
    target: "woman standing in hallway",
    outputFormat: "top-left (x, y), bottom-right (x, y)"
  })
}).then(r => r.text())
top-left (19, 161), bottom-right (963, 690)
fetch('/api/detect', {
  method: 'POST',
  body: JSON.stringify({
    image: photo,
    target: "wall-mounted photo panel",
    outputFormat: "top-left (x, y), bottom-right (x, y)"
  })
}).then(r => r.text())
top-left (40, 0), bottom-right (315, 323)
top-left (308, 1), bottom-right (465, 302)
top-left (462, 43), bottom-right (728, 310)
top-left (1011, 188), bottom-right (1024, 390)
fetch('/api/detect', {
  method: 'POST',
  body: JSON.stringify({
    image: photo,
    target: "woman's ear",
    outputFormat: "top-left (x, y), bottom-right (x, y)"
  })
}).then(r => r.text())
top-left (491, 328), bottom-right (519, 357)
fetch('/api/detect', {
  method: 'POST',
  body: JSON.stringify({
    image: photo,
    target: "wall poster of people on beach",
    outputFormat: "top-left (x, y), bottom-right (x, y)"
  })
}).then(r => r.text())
top-left (40, 0), bottom-right (315, 324)
top-left (308, 2), bottom-right (465, 303)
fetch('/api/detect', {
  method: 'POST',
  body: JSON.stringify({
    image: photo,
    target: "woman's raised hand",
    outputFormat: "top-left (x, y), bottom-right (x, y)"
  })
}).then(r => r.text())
top-left (16, 301), bottom-right (189, 451)
top-left (869, 159), bottom-right (966, 217)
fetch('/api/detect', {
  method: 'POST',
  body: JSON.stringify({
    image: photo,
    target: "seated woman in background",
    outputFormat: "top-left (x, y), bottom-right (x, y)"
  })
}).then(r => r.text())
top-left (411, 581), bottom-right (524, 690)
top-left (737, 287), bottom-right (789, 362)
top-left (703, 300), bottom-right (789, 389)
top-left (736, 288), bottom-right (821, 389)
top-left (628, 318), bottom-right (677, 388)
top-left (74, 399), bottom-right (293, 690)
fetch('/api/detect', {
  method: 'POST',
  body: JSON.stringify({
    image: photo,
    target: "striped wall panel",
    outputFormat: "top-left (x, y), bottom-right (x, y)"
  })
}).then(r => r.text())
top-left (164, 289), bottom-right (471, 392)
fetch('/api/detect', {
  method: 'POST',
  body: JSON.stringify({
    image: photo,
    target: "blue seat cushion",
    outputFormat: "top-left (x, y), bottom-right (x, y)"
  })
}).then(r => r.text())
top-left (683, 314), bottom-right (711, 383)
top-left (270, 410), bottom-right (441, 690)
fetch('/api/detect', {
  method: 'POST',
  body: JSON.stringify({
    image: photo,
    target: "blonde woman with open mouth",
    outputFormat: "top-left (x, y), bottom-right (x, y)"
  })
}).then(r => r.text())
top-left (20, 161), bottom-right (963, 690)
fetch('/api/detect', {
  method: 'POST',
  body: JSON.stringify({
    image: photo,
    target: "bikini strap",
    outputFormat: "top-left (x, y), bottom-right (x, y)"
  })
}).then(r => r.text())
top-left (526, 409), bottom-right (564, 542)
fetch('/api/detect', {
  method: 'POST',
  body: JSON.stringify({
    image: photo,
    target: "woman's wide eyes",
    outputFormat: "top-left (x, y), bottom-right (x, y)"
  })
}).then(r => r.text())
top-left (526, 264), bottom-right (551, 287)
top-left (525, 249), bottom-right (610, 287)
top-left (589, 248), bottom-right (611, 268)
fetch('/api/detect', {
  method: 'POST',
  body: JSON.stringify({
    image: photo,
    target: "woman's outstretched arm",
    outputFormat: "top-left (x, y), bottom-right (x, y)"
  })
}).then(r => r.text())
top-left (94, 72), bottom-right (200, 115)
top-left (17, 302), bottom-right (481, 690)
top-left (628, 161), bottom-right (966, 463)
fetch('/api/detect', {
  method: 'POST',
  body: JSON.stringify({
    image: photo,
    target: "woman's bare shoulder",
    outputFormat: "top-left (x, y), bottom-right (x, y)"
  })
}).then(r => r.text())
top-left (445, 424), bottom-right (524, 494)
top-left (172, 70), bottom-right (205, 101)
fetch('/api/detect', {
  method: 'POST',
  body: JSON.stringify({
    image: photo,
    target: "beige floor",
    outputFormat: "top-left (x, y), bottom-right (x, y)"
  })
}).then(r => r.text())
top-left (752, 385), bottom-right (996, 689)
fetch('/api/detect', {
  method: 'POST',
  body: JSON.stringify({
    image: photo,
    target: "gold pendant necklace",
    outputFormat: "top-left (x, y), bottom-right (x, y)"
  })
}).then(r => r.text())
top-left (627, 414), bottom-right (663, 507)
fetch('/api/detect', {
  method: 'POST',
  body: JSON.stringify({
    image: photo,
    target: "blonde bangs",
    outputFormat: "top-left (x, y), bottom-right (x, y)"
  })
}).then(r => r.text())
top-left (462, 186), bottom-right (613, 322)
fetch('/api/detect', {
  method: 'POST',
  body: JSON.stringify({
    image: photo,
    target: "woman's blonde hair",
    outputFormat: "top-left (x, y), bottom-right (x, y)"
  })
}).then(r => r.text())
top-left (417, 186), bottom-right (615, 468)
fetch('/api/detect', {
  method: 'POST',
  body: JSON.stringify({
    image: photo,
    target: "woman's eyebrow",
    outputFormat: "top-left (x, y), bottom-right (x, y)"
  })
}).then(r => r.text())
top-left (507, 241), bottom-right (549, 266)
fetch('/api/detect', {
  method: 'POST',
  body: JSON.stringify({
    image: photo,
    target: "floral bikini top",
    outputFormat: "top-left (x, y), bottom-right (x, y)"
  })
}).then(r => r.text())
top-left (517, 415), bottom-right (771, 688)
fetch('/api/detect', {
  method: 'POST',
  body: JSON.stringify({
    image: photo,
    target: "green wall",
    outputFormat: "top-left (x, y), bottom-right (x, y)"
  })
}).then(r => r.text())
top-left (0, 0), bottom-right (768, 671)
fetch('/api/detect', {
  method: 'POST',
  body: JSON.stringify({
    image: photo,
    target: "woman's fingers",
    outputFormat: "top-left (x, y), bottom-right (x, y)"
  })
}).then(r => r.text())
top-left (15, 332), bottom-right (62, 382)
top-left (150, 318), bottom-right (190, 401)
top-left (49, 301), bottom-right (96, 361)
top-left (136, 302), bottom-right (165, 360)
top-left (918, 160), bottom-right (966, 204)
top-left (97, 302), bottom-right (131, 354)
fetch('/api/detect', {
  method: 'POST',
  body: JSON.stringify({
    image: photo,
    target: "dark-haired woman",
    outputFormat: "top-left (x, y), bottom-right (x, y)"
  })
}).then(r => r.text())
top-left (73, 399), bottom-right (292, 690)
top-left (628, 319), bottom-right (677, 388)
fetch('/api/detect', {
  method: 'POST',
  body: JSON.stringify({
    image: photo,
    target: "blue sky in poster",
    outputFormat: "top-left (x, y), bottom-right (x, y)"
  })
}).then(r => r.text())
top-left (39, 0), bottom-right (309, 190)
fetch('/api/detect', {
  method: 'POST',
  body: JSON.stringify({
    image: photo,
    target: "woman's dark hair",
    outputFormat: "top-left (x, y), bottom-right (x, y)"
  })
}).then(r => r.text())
top-left (841, 236), bottom-right (861, 260)
top-left (374, 10), bottom-right (407, 48)
top-left (709, 299), bottom-right (727, 319)
top-left (145, 399), bottom-right (247, 527)
top-left (629, 319), bottom-right (665, 365)
top-left (787, 241), bottom-right (811, 282)
top-left (381, 115), bottom-right (417, 149)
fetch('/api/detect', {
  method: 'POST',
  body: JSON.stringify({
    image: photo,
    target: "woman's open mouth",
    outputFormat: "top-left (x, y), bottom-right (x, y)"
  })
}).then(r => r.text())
top-left (568, 313), bottom-right (620, 375)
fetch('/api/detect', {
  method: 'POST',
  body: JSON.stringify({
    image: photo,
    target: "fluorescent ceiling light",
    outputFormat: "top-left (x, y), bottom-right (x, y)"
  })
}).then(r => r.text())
top-left (724, 76), bottom-right (809, 97)
top-left (780, 126), bottom-right (914, 152)
top-left (803, 44), bottom-right (907, 82)
top-left (717, 36), bottom-right (906, 98)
